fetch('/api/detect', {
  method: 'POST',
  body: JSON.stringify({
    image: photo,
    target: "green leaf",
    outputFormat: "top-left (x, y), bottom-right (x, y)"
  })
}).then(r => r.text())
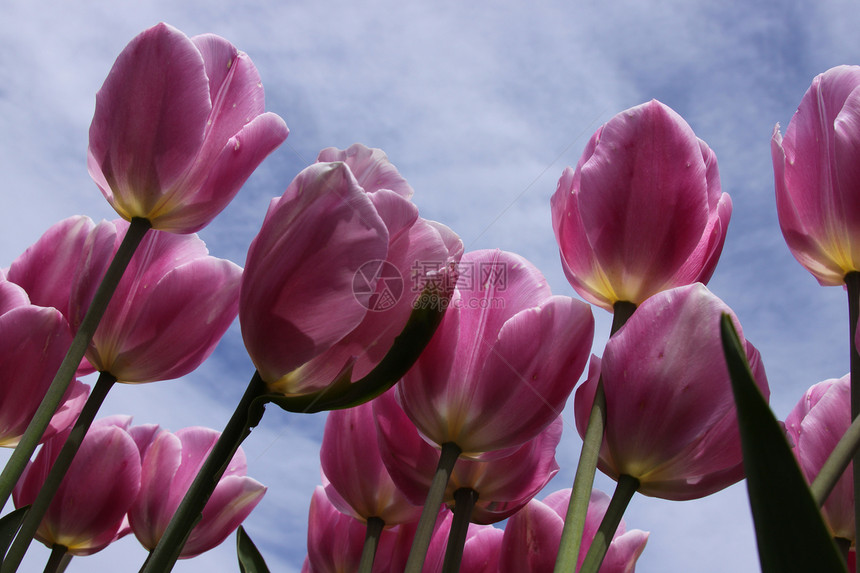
top-left (237, 526), bottom-right (270, 573)
top-left (0, 507), bottom-right (27, 562)
top-left (720, 314), bottom-right (846, 573)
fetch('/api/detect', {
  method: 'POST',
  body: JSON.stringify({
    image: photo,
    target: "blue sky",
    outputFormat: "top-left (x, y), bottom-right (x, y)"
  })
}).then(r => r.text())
top-left (2, 1), bottom-right (860, 571)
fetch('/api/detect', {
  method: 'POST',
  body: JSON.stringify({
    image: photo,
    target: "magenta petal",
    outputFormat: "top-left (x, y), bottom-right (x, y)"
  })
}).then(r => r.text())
top-left (775, 66), bottom-right (860, 284)
top-left (0, 279), bottom-right (30, 315)
top-left (499, 496), bottom-right (563, 573)
top-left (129, 431), bottom-right (183, 549)
top-left (321, 400), bottom-right (420, 525)
top-left (15, 424), bottom-right (141, 555)
top-left (240, 162), bottom-right (389, 389)
top-left (182, 475), bottom-right (266, 558)
top-left (88, 23), bottom-right (210, 218)
top-left (595, 283), bottom-right (769, 500)
top-left (164, 111), bottom-right (289, 234)
top-left (0, 305), bottom-right (73, 446)
top-left (6, 216), bottom-right (95, 318)
top-left (317, 144), bottom-right (415, 198)
top-left (456, 296), bottom-right (593, 453)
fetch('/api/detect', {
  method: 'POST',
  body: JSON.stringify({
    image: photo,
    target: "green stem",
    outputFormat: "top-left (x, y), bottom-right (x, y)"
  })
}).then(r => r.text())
top-left (578, 474), bottom-right (639, 573)
top-left (140, 371), bottom-right (268, 573)
top-left (442, 488), bottom-right (478, 573)
top-left (358, 517), bottom-right (385, 573)
top-left (611, 301), bottom-right (637, 334)
top-left (43, 544), bottom-right (71, 573)
top-left (811, 408), bottom-right (860, 506)
top-left (2, 372), bottom-right (117, 572)
top-left (404, 442), bottom-right (461, 573)
top-left (554, 378), bottom-right (606, 573)
top-left (0, 217), bottom-right (150, 510)
top-left (553, 300), bottom-right (635, 573)
top-left (846, 271), bottom-right (860, 573)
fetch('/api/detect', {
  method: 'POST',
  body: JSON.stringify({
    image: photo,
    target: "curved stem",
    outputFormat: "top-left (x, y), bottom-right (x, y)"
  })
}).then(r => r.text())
top-left (442, 488), bottom-right (478, 573)
top-left (43, 544), bottom-right (71, 573)
top-left (139, 371), bottom-right (268, 573)
top-left (2, 372), bottom-right (117, 572)
top-left (846, 271), bottom-right (860, 573)
top-left (0, 217), bottom-right (150, 509)
top-left (554, 300), bottom-right (635, 573)
top-left (404, 442), bottom-right (461, 573)
top-left (554, 378), bottom-right (606, 573)
top-left (578, 474), bottom-right (639, 573)
top-left (358, 517), bottom-right (385, 573)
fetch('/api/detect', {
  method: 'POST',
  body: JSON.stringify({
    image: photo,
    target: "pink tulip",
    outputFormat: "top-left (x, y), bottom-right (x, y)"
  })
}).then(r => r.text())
top-left (320, 399), bottom-right (421, 526)
top-left (574, 283), bottom-right (770, 500)
top-left (240, 145), bottom-right (462, 395)
top-left (772, 66), bottom-right (860, 285)
top-left (129, 426), bottom-right (266, 558)
top-left (785, 375), bottom-right (853, 541)
top-left (304, 486), bottom-right (417, 573)
top-left (374, 388), bottom-right (562, 524)
top-left (396, 249), bottom-right (593, 456)
top-left (0, 279), bottom-right (88, 447)
top-left (12, 417), bottom-right (141, 555)
top-left (423, 512), bottom-right (503, 573)
top-left (499, 489), bottom-right (648, 573)
top-left (6, 216), bottom-right (101, 376)
top-left (6, 216), bottom-right (95, 322)
top-left (69, 219), bottom-right (242, 383)
top-left (87, 22), bottom-right (288, 233)
top-left (551, 99), bottom-right (731, 310)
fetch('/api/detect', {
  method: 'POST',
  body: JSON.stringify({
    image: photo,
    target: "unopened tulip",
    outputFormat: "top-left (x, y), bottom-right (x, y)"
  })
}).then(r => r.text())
top-left (552, 99), bottom-right (731, 310)
top-left (12, 417), bottom-right (141, 555)
top-left (785, 375), bottom-right (853, 541)
top-left (574, 283), bottom-right (770, 500)
top-left (396, 249), bottom-right (593, 456)
top-left (320, 399), bottom-right (421, 526)
top-left (499, 489), bottom-right (648, 573)
top-left (374, 388), bottom-right (562, 524)
top-left (772, 66), bottom-right (860, 285)
top-left (87, 22), bottom-right (288, 233)
top-left (69, 219), bottom-right (242, 383)
top-left (0, 279), bottom-right (88, 447)
top-left (241, 145), bottom-right (462, 397)
top-left (129, 426), bottom-right (266, 558)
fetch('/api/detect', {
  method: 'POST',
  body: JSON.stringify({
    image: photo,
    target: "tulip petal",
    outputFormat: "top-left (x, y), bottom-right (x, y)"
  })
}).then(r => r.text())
top-left (88, 23), bottom-right (210, 219)
top-left (240, 162), bottom-right (389, 388)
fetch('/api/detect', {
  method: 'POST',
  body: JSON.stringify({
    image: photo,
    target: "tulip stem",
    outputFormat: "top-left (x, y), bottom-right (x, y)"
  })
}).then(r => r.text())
top-left (2, 372), bottom-right (117, 572)
top-left (0, 217), bottom-right (150, 511)
top-left (404, 441), bottom-right (461, 573)
top-left (43, 544), bottom-right (71, 573)
top-left (358, 517), bottom-right (385, 573)
top-left (139, 371), bottom-right (268, 573)
top-left (554, 378), bottom-right (606, 573)
top-left (554, 300), bottom-right (635, 573)
top-left (442, 488), bottom-right (478, 573)
top-left (811, 408), bottom-right (860, 506)
top-left (578, 474), bottom-right (639, 573)
top-left (846, 271), bottom-right (860, 573)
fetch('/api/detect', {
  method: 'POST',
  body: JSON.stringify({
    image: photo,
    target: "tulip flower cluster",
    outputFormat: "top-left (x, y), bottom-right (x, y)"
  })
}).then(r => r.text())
top-left (4, 18), bottom-right (860, 573)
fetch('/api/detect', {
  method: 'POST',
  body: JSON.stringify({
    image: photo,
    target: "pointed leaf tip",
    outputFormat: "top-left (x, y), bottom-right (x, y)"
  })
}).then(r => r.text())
top-left (720, 314), bottom-right (846, 573)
